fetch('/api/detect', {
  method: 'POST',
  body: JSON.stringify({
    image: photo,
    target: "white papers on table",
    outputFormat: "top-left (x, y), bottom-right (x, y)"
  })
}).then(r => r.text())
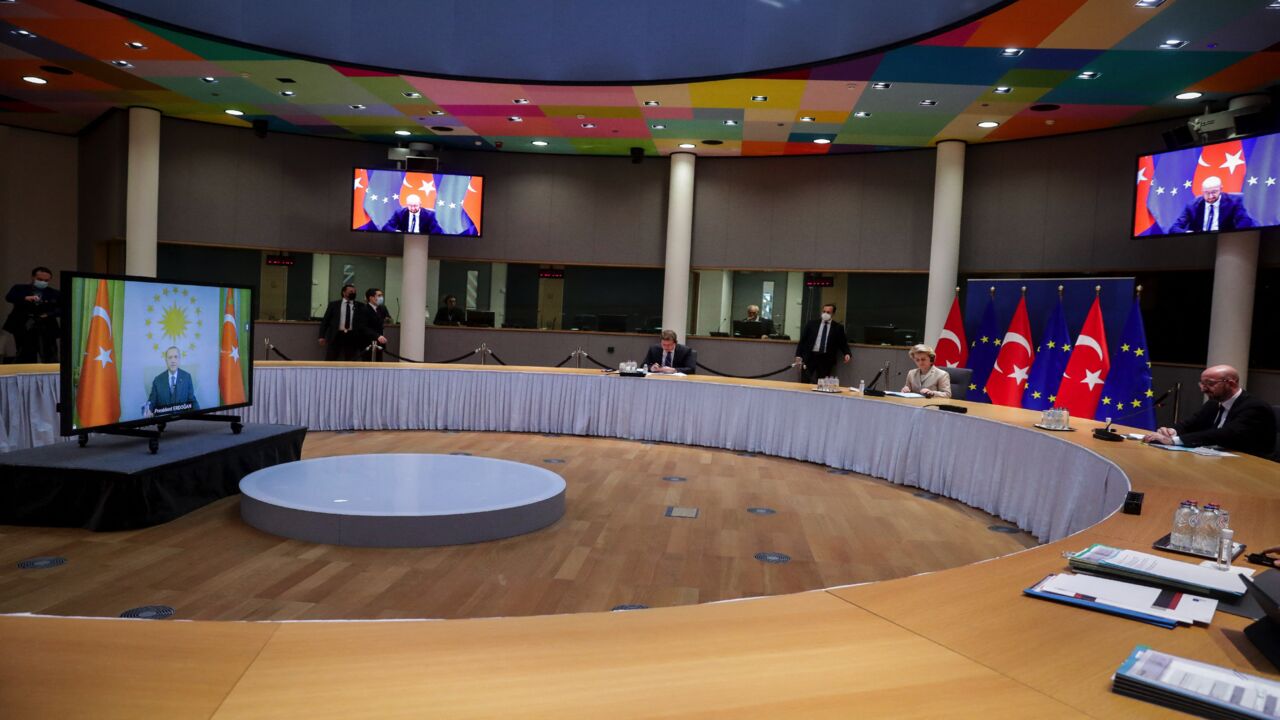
top-left (1075, 546), bottom-right (1249, 596)
top-left (1040, 573), bottom-right (1216, 625)
top-left (1197, 562), bottom-right (1256, 577)
top-left (1149, 444), bottom-right (1238, 457)
top-left (884, 391), bottom-right (924, 398)
top-left (1114, 645), bottom-right (1280, 719)
top-left (1124, 433), bottom-right (1146, 441)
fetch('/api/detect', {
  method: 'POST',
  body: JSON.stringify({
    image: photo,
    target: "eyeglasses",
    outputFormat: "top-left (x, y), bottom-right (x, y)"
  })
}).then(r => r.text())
top-left (1198, 378), bottom-right (1227, 387)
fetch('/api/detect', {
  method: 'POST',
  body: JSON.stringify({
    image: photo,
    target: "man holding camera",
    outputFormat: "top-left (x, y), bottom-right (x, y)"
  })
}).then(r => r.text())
top-left (4, 266), bottom-right (61, 363)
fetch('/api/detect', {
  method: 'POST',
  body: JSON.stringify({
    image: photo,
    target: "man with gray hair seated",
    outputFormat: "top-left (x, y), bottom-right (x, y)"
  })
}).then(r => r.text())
top-left (1142, 364), bottom-right (1275, 458)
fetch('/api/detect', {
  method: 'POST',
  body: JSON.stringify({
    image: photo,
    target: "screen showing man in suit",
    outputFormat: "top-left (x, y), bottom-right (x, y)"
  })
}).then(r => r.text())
top-left (146, 346), bottom-right (198, 416)
top-left (352, 169), bottom-right (483, 237)
top-left (1141, 364), bottom-right (1276, 458)
top-left (1168, 177), bottom-right (1255, 234)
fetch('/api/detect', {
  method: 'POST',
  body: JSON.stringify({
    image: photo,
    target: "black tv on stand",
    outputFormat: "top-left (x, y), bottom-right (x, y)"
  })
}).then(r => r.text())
top-left (733, 320), bottom-right (772, 339)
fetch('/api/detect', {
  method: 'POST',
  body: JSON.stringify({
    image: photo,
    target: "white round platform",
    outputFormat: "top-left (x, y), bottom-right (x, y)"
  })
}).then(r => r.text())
top-left (239, 454), bottom-right (566, 547)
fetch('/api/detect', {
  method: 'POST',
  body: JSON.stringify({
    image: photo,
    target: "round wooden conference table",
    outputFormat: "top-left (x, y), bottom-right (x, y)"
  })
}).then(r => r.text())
top-left (1, 362), bottom-right (1277, 719)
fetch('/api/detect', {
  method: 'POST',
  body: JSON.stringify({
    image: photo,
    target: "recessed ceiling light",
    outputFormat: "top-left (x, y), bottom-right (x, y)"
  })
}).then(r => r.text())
top-left (110, 60), bottom-right (133, 68)
top-left (531, 140), bottom-right (548, 146)
top-left (678, 143), bottom-right (696, 149)
top-left (403, 91), bottom-right (422, 98)
top-left (702, 139), bottom-right (724, 145)
top-left (40, 65), bottom-right (72, 75)
top-left (394, 130), bottom-right (412, 136)
top-left (279, 90), bottom-right (295, 97)
top-left (853, 111), bottom-right (872, 118)
top-left (1175, 91), bottom-right (1203, 100)
top-left (871, 82), bottom-right (891, 90)
top-left (723, 119), bottom-right (738, 126)
top-left (994, 86), bottom-right (1013, 94)
top-left (125, 41), bottom-right (147, 50)
top-left (799, 116), bottom-right (816, 122)
top-left (429, 109), bottom-right (446, 116)
top-left (919, 99), bottom-right (938, 107)
top-left (1135, 0), bottom-right (1166, 7)
top-left (21, 75), bottom-right (47, 85)
top-left (581, 123), bottom-right (596, 128)
top-left (977, 121), bottom-right (1000, 128)
top-left (643, 100), bottom-right (660, 106)
top-left (1077, 71), bottom-right (1101, 80)
top-left (813, 138), bottom-right (832, 144)
top-left (224, 109), bottom-right (244, 116)
top-left (431, 126), bottom-right (454, 132)
top-left (508, 116), bottom-right (523, 122)
top-left (751, 95), bottom-right (768, 102)
top-left (1001, 48), bottom-right (1023, 57)
top-left (1159, 39), bottom-right (1188, 49)
top-left (201, 76), bottom-right (218, 84)
top-left (513, 98), bottom-right (529, 104)
top-left (349, 104), bottom-right (366, 110)
top-left (10, 29), bottom-right (36, 38)
top-left (651, 124), bottom-right (666, 130)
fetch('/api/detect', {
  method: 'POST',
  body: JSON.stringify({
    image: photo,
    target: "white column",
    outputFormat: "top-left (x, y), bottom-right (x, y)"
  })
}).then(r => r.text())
top-left (1206, 230), bottom-right (1258, 386)
top-left (662, 152), bottom-right (696, 342)
top-left (924, 140), bottom-right (965, 346)
top-left (400, 234), bottom-right (429, 362)
top-left (125, 107), bottom-right (161, 277)
top-left (489, 262), bottom-right (507, 328)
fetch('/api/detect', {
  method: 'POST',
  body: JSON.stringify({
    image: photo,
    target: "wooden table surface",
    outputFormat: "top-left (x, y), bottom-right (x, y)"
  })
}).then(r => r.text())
top-left (1, 363), bottom-right (1277, 719)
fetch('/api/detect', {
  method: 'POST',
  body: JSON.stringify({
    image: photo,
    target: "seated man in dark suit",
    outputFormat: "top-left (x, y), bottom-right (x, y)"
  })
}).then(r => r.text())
top-left (146, 346), bottom-right (199, 415)
top-left (381, 194), bottom-right (442, 235)
top-left (433, 294), bottom-right (466, 326)
top-left (794, 303), bottom-right (851, 384)
top-left (1168, 176), bottom-right (1255, 234)
top-left (1142, 364), bottom-right (1276, 458)
top-left (642, 329), bottom-right (696, 374)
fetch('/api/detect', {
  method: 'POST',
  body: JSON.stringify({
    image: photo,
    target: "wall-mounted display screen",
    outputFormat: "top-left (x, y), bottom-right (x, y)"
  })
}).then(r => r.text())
top-left (1133, 131), bottom-right (1279, 238)
top-left (60, 273), bottom-right (254, 435)
top-left (352, 169), bottom-right (484, 237)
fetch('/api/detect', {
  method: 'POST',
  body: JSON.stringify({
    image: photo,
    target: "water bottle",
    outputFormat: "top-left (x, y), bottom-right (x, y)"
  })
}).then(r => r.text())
top-left (1060, 408), bottom-right (1070, 430)
top-left (1216, 507), bottom-right (1231, 558)
top-left (1216, 528), bottom-right (1235, 571)
top-left (1195, 504), bottom-right (1219, 555)
top-left (1182, 502), bottom-right (1201, 552)
top-left (1171, 500), bottom-right (1195, 550)
top-left (858, 379), bottom-right (865, 394)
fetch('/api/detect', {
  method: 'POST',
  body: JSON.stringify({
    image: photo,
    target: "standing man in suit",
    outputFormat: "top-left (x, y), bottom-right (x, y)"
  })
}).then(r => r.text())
top-left (1142, 364), bottom-right (1276, 458)
top-left (319, 284), bottom-right (368, 361)
top-left (4, 266), bottom-right (61, 363)
top-left (381, 195), bottom-right (441, 235)
top-left (146, 346), bottom-right (198, 415)
top-left (363, 287), bottom-right (392, 362)
top-left (795, 303), bottom-right (851, 384)
top-left (1168, 176), bottom-right (1256, 234)
top-left (642, 329), bottom-right (696, 374)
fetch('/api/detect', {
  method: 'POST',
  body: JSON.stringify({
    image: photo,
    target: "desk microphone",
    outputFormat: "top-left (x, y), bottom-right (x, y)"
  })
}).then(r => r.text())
top-left (1092, 405), bottom-right (1153, 442)
top-left (863, 362), bottom-right (890, 397)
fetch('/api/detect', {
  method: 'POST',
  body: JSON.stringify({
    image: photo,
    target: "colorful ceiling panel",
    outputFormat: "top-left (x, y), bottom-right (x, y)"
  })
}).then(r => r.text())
top-left (1, 0), bottom-right (1278, 157)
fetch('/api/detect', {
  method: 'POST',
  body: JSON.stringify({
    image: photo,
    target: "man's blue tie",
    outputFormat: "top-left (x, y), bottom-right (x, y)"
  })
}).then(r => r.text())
top-left (819, 322), bottom-right (829, 353)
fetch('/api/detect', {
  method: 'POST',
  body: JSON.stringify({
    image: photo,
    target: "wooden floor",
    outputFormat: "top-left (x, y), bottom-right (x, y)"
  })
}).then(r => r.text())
top-left (0, 431), bottom-right (1035, 621)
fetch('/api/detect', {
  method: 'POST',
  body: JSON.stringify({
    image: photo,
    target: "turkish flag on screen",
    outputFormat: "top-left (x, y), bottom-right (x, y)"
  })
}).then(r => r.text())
top-left (986, 296), bottom-right (1035, 407)
top-left (219, 288), bottom-right (246, 406)
top-left (76, 279), bottom-right (120, 427)
top-left (1054, 296), bottom-right (1110, 419)
top-left (1192, 140), bottom-right (1246, 194)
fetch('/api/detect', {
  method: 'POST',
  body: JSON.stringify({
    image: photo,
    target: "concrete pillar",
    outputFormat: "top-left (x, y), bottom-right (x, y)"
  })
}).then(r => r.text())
top-left (661, 152), bottom-right (696, 342)
top-left (925, 140), bottom-right (965, 346)
top-left (400, 234), bottom-right (429, 362)
top-left (125, 107), bottom-right (161, 276)
top-left (1206, 230), bottom-right (1258, 386)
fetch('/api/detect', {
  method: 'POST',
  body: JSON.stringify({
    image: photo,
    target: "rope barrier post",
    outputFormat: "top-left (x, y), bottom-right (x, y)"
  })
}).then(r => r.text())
top-left (478, 342), bottom-right (488, 366)
top-left (263, 337), bottom-right (270, 361)
top-left (574, 347), bottom-right (584, 369)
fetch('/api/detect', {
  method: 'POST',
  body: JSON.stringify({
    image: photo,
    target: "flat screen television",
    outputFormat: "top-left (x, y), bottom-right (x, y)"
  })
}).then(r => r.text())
top-left (1133, 130), bottom-right (1280, 238)
top-left (352, 169), bottom-right (484, 237)
top-left (59, 272), bottom-right (255, 435)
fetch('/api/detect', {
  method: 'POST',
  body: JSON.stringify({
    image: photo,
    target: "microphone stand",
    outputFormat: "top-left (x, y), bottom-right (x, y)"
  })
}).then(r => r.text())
top-left (863, 361), bottom-right (890, 397)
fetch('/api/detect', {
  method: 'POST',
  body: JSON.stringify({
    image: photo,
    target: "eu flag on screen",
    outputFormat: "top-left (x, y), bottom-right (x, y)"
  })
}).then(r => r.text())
top-left (433, 174), bottom-right (478, 236)
top-left (1094, 297), bottom-right (1156, 430)
top-left (1147, 148), bottom-right (1201, 234)
top-left (966, 295), bottom-right (1002, 404)
top-left (1242, 135), bottom-right (1280, 229)
top-left (1022, 298), bottom-right (1071, 411)
top-left (363, 170), bottom-right (405, 230)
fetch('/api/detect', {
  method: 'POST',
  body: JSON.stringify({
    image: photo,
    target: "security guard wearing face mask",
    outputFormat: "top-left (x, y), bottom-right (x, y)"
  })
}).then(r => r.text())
top-left (4, 266), bottom-right (62, 363)
top-left (794, 302), bottom-right (852, 384)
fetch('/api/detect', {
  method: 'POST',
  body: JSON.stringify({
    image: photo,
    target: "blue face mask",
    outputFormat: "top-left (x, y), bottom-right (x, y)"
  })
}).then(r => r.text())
top-left (33, 280), bottom-right (49, 289)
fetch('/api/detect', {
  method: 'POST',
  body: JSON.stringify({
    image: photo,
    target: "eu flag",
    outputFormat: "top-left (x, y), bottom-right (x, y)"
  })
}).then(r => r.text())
top-left (966, 294), bottom-right (1002, 404)
top-left (363, 169), bottom-right (406, 230)
top-left (1022, 298), bottom-right (1071, 411)
top-left (433, 174), bottom-right (479, 236)
top-left (1147, 147), bottom-right (1201, 234)
top-left (1242, 135), bottom-right (1280, 229)
top-left (1094, 296), bottom-right (1156, 430)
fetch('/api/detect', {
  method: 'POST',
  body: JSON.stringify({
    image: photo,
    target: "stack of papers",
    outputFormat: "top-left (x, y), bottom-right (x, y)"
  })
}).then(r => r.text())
top-left (1149, 444), bottom-right (1239, 457)
top-left (884, 391), bottom-right (924, 398)
top-left (1025, 573), bottom-right (1217, 628)
top-left (1068, 544), bottom-right (1249, 599)
top-left (1113, 645), bottom-right (1280, 719)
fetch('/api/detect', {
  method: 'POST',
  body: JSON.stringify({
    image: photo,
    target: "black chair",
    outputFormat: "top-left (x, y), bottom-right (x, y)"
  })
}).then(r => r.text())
top-left (942, 367), bottom-right (973, 401)
top-left (686, 348), bottom-right (698, 375)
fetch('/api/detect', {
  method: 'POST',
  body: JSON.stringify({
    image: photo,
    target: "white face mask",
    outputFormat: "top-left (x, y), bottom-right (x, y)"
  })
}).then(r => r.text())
top-left (375, 296), bottom-right (384, 306)
top-left (820, 312), bottom-right (832, 322)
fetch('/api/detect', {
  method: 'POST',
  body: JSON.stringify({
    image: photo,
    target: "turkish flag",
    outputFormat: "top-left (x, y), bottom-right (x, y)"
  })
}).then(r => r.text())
top-left (351, 168), bottom-right (369, 229)
top-left (1192, 139), bottom-right (1246, 194)
top-left (934, 294), bottom-right (967, 368)
top-left (219, 288), bottom-right (246, 405)
top-left (986, 296), bottom-right (1035, 407)
top-left (1054, 296), bottom-right (1110, 419)
top-left (1134, 154), bottom-right (1157, 236)
top-left (76, 279), bottom-right (120, 427)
